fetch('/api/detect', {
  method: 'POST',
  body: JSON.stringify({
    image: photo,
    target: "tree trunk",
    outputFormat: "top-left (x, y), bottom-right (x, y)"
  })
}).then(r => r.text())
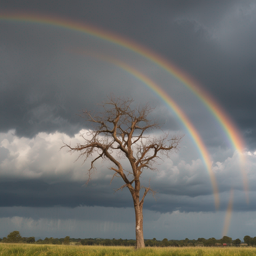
top-left (134, 202), bottom-right (145, 249)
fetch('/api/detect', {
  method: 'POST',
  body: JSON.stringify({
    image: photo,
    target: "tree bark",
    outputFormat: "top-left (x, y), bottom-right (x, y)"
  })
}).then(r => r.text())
top-left (134, 201), bottom-right (145, 249)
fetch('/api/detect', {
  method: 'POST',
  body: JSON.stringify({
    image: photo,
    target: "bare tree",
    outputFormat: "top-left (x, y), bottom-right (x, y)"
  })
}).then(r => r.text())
top-left (62, 98), bottom-right (182, 249)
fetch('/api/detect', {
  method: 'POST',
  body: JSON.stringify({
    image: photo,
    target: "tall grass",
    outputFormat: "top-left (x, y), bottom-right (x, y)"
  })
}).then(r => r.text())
top-left (0, 244), bottom-right (256, 256)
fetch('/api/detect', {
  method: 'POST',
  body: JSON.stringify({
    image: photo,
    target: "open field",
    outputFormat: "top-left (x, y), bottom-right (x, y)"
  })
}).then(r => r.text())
top-left (1, 244), bottom-right (256, 256)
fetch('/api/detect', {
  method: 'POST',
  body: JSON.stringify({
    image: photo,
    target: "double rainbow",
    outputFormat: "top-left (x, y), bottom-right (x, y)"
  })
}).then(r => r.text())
top-left (0, 12), bottom-right (247, 204)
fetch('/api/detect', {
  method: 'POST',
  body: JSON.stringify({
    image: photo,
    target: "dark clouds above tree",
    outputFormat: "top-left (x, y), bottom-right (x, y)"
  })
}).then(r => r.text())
top-left (1, 0), bottom-right (256, 146)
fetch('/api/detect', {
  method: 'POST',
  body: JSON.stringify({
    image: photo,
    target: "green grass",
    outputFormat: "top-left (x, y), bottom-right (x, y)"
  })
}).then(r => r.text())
top-left (0, 244), bottom-right (256, 256)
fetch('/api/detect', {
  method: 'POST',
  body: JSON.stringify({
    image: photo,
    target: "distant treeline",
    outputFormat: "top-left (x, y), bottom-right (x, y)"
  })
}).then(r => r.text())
top-left (1, 231), bottom-right (255, 247)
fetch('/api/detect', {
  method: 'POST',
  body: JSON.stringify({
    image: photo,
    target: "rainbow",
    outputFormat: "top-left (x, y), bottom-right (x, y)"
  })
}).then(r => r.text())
top-left (222, 189), bottom-right (234, 237)
top-left (0, 12), bottom-right (247, 199)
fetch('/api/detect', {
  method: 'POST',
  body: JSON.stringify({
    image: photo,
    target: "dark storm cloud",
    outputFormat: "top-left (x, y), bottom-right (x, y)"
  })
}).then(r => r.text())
top-left (0, 180), bottom-right (132, 208)
top-left (0, 0), bottom-right (255, 148)
top-left (0, 24), bottom-right (144, 137)
top-left (0, 171), bottom-right (252, 213)
top-left (0, 22), bottom-right (180, 138)
top-left (150, 1), bottom-right (256, 149)
top-left (0, 179), bottom-right (216, 212)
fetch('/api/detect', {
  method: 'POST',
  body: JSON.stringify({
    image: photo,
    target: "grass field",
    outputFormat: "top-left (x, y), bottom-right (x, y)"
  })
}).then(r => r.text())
top-left (0, 244), bottom-right (256, 256)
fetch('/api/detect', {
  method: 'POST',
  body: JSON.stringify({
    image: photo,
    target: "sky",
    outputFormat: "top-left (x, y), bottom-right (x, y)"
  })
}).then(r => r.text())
top-left (0, 0), bottom-right (256, 241)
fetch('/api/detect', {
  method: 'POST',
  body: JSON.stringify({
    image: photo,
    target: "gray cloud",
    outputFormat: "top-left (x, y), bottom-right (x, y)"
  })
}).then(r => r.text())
top-left (0, 129), bottom-right (254, 214)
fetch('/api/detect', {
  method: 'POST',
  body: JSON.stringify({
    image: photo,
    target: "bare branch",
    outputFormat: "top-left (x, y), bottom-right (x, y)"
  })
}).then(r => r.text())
top-left (139, 180), bottom-right (156, 206)
top-left (110, 172), bottom-right (120, 185)
top-left (135, 134), bottom-right (183, 173)
top-left (115, 179), bottom-right (135, 193)
top-left (115, 183), bottom-right (129, 192)
top-left (139, 187), bottom-right (156, 206)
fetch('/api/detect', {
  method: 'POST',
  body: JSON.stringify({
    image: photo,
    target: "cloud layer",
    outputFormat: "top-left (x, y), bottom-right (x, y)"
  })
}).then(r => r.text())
top-left (0, 129), bottom-right (255, 213)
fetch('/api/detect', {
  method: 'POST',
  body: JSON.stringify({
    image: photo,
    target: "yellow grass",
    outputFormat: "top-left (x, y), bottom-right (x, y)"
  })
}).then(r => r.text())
top-left (0, 244), bottom-right (256, 256)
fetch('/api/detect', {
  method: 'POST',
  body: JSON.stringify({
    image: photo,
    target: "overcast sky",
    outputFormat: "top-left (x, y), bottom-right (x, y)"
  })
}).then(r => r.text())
top-left (1, 0), bottom-right (256, 241)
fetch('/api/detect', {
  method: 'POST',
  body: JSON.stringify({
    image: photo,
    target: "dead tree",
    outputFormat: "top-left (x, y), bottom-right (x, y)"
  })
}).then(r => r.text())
top-left (62, 98), bottom-right (182, 249)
